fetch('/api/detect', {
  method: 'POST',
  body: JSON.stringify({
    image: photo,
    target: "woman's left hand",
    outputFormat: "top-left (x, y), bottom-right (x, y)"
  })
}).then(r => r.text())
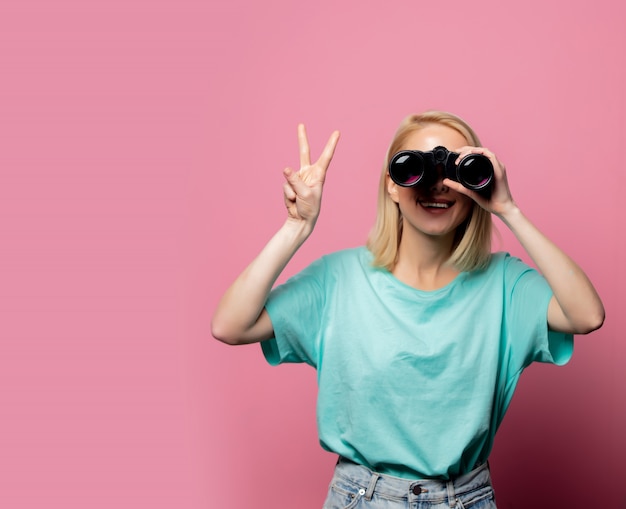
top-left (443, 146), bottom-right (517, 219)
top-left (446, 147), bottom-right (604, 335)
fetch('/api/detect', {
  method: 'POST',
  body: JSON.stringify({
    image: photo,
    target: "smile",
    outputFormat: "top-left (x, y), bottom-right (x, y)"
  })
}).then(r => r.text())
top-left (419, 201), bottom-right (452, 209)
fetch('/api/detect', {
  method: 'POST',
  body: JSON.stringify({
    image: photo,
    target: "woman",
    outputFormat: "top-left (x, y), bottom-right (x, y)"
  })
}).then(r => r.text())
top-left (211, 111), bottom-right (604, 508)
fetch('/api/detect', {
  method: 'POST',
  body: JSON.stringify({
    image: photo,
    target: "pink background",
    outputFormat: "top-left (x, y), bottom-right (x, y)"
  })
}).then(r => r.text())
top-left (0, 0), bottom-right (624, 508)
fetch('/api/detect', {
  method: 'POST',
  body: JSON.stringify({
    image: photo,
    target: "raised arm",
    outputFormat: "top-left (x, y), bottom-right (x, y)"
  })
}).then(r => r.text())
top-left (211, 125), bottom-right (340, 345)
top-left (446, 147), bottom-right (605, 335)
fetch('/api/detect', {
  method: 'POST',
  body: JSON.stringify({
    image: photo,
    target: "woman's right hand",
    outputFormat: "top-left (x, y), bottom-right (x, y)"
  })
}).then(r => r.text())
top-left (211, 124), bottom-right (340, 345)
top-left (282, 124), bottom-right (340, 229)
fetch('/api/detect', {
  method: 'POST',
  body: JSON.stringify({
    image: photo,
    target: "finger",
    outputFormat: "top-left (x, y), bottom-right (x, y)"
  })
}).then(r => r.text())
top-left (283, 167), bottom-right (313, 200)
top-left (455, 145), bottom-right (493, 154)
top-left (454, 146), bottom-right (504, 178)
top-left (283, 178), bottom-right (296, 202)
top-left (443, 178), bottom-right (484, 204)
top-left (298, 124), bottom-right (311, 168)
top-left (454, 146), bottom-right (493, 163)
top-left (443, 177), bottom-right (468, 195)
top-left (315, 130), bottom-right (341, 173)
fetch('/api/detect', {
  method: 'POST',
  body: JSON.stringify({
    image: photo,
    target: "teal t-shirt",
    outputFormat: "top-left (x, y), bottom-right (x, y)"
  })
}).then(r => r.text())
top-left (262, 247), bottom-right (573, 480)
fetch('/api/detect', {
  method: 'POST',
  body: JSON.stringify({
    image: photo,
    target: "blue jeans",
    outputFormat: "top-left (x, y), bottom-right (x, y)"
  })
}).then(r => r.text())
top-left (322, 458), bottom-right (497, 509)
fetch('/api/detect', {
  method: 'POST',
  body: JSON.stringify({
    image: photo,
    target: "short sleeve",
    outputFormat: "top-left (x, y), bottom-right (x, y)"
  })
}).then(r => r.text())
top-left (260, 257), bottom-right (327, 367)
top-left (504, 255), bottom-right (574, 370)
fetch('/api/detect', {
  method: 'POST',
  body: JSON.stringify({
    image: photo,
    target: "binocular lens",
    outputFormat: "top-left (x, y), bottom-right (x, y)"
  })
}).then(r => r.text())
top-left (390, 152), bottom-right (424, 186)
top-left (458, 155), bottom-right (493, 190)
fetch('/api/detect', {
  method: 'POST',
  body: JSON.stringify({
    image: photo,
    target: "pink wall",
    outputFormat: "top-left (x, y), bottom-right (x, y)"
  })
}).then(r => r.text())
top-left (0, 0), bottom-right (623, 508)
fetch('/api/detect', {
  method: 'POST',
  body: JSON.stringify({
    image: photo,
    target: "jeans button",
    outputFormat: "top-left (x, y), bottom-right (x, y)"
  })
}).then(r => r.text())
top-left (412, 485), bottom-right (422, 495)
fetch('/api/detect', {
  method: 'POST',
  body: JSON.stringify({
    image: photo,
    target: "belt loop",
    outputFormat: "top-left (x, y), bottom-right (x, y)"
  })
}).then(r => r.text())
top-left (446, 479), bottom-right (457, 507)
top-left (365, 472), bottom-right (380, 501)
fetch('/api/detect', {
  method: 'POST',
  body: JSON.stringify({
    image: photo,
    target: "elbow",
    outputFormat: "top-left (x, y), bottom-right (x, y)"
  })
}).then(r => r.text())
top-left (210, 319), bottom-right (242, 346)
top-left (572, 308), bottom-right (606, 335)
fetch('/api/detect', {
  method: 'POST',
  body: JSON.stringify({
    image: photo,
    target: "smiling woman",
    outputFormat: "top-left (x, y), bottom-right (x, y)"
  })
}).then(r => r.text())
top-left (210, 111), bottom-right (604, 509)
top-left (369, 111), bottom-right (492, 275)
top-left (385, 123), bottom-right (476, 286)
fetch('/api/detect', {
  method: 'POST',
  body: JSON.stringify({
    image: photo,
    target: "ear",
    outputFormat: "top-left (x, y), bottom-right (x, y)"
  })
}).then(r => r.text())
top-left (386, 173), bottom-right (400, 204)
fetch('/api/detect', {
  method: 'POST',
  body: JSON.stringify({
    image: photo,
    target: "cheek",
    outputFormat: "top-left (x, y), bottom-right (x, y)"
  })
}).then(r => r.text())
top-left (395, 187), bottom-right (416, 205)
top-left (455, 197), bottom-right (474, 223)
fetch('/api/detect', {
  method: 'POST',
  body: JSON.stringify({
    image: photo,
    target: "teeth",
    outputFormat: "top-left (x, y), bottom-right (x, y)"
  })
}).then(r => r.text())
top-left (421, 202), bottom-right (450, 208)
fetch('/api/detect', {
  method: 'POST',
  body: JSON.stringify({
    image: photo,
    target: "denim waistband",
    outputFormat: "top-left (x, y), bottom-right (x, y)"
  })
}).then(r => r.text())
top-left (333, 457), bottom-right (493, 506)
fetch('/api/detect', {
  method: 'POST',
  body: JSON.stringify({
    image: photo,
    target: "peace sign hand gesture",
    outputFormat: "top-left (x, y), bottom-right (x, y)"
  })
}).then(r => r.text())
top-left (282, 124), bottom-right (340, 231)
top-left (211, 124), bottom-right (339, 346)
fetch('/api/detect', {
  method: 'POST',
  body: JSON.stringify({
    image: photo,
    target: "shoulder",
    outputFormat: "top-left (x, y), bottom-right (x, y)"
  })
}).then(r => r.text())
top-left (464, 252), bottom-right (539, 291)
top-left (309, 246), bottom-right (377, 285)
top-left (320, 246), bottom-right (372, 266)
top-left (289, 247), bottom-right (371, 283)
top-left (486, 251), bottom-right (513, 268)
top-left (484, 251), bottom-right (550, 298)
top-left (482, 251), bottom-right (532, 275)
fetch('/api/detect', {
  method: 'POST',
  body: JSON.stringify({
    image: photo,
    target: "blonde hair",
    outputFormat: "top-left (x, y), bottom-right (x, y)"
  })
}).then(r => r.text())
top-left (366, 110), bottom-right (492, 272)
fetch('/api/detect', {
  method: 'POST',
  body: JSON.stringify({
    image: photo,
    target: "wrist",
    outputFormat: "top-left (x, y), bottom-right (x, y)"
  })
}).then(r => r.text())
top-left (282, 218), bottom-right (315, 244)
top-left (495, 202), bottom-right (522, 226)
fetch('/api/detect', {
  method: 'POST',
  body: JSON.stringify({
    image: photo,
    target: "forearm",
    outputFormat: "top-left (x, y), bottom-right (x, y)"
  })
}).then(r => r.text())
top-left (498, 205), bottom-right (605, 334)
top-left (211, 219), bottom-right (312, 345)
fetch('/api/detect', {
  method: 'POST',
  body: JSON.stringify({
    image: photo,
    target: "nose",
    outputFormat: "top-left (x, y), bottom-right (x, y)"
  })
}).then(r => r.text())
top-left (429, 165), bottom-right (449, 193)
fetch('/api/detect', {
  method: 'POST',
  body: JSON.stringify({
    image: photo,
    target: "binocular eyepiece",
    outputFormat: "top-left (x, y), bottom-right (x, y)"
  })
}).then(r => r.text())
top-left (389, 146), bottom-right (494, 196)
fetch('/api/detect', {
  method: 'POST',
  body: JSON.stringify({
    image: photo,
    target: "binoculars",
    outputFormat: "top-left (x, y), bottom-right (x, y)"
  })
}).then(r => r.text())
top-left (388, 146), bottom-right (494, 196)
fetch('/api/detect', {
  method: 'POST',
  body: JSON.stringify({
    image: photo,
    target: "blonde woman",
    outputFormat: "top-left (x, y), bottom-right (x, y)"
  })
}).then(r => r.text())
top-left (212, 111), bottom-right (604, 509)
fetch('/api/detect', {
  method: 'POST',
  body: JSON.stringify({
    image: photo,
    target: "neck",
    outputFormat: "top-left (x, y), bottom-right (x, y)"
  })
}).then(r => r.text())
top-left (392, 228), bottom-right (459, 291)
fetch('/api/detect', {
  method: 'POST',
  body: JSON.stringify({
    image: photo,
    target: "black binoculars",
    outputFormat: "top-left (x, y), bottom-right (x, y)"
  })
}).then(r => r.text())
top-left (388, 146), bottom-right (494, 196)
